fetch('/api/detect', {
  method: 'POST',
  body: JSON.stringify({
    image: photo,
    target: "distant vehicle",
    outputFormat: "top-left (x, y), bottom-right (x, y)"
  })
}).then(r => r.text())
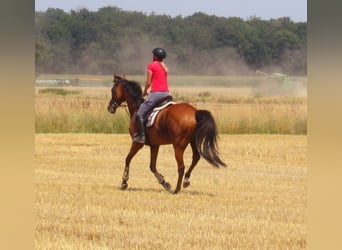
top-left (35, 79), bottom-right (71, 86)
top-left (56, 79), bottom-right (71, 86)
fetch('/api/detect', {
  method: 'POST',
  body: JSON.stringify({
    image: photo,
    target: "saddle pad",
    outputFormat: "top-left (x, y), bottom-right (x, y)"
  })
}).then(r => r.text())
top-left (146, 101), bottom-right (175, 127)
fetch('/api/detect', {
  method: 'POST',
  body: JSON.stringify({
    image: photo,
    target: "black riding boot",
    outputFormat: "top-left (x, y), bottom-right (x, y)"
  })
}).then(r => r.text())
top-left (133, 115), bottom-right (145, 143)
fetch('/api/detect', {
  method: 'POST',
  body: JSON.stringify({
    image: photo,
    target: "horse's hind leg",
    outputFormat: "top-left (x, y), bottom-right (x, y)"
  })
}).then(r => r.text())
top-left (183, 140), bottom-right (200, 188)
top-left (121, 142), bottom-right (144, 190)
top-left (174, 145), bottom-right (186, 194)
top-left (150, 145), bottom-right (171, 191)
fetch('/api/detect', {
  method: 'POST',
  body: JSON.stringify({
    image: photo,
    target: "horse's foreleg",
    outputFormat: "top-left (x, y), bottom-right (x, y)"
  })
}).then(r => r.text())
top-left (174, 146), bottom-right (185, 194)
top-left (183, 140), bottom-right (200, 188)
top-left (121, 142), bottom-right (144, 190)
top-left (150, 145), bottom-right (171, 191)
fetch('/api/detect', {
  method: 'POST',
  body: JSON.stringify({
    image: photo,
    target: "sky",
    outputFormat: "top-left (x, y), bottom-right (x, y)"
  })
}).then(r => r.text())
top-left (35, 0), bottom-right (307, 22)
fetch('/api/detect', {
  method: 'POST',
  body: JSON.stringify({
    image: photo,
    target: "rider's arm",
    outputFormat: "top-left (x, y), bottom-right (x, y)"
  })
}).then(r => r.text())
top-left (143, 70), bottom-right (152, 97)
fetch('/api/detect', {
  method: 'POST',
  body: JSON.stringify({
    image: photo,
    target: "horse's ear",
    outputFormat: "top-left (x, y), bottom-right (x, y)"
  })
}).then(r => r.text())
top-left (113, 73), bottom-right (122, 83)
top-left (122, 74), bottom-right (127, 80)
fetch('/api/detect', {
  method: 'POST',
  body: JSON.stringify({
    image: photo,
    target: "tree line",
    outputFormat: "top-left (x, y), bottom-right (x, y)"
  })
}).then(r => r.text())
top-left (35, 6), bottom-right (306, 76)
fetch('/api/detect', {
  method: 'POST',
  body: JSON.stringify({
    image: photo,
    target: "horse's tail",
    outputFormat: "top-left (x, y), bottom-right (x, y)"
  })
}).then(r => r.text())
top-left (194, 110), bottom-right (227, 167)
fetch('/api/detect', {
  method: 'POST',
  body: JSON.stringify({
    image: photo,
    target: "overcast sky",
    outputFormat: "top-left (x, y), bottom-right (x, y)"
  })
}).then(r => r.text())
top-left (35, 0), bottom-right (307, 22)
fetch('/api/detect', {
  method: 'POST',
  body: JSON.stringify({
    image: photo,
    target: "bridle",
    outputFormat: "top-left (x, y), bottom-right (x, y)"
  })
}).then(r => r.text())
top-left (109, 85), bottom-right (130, 116)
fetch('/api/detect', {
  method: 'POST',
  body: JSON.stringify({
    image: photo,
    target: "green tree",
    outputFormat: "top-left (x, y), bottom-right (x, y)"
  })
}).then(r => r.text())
top-left (35, 7), bottom-right (307, 75)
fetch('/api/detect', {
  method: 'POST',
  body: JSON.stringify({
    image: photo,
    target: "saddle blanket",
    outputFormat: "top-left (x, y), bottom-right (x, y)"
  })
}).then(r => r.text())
top-left (146, 101), bottom-right (175, 127)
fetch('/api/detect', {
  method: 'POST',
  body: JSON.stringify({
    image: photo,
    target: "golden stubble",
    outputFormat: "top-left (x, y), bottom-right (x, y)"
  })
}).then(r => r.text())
top-left (35, 133), bottom-right (306, 249)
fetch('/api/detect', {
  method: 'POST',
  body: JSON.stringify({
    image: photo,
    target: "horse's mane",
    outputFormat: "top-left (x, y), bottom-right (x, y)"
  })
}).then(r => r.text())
top-left (119, 80), bottom-right (144, 105)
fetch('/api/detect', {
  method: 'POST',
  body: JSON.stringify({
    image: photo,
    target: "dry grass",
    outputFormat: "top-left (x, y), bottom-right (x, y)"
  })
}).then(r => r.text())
top-left (35, 134), bottom-right (307, 249)
top-left (35, 86), bottom-right (307, 134)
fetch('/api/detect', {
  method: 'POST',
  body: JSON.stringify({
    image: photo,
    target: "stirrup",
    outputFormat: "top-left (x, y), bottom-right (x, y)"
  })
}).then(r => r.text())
top-left (133, 133), bottom-right (145, 144)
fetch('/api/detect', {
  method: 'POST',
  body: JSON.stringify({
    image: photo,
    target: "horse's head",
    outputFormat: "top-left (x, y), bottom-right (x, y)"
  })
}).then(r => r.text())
top-left (107, 73), bottom-right (128, 114)
top-left (107, 80), bottom-right (126, 114)
top-left (108, 74), bottom-right (143, 115)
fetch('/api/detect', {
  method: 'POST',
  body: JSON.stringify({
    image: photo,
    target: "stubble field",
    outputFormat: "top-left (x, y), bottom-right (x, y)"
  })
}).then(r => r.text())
top-left (35, 133), bottom-right (306, 249)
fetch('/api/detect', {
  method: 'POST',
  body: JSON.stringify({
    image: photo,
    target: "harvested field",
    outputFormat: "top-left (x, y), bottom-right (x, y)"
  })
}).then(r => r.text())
top-left (35, 133), bottom-right (307, 249)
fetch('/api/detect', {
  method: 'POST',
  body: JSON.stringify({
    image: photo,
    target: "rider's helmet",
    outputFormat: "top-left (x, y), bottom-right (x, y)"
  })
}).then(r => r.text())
top-left (152, 48), bottom-right (166, 60)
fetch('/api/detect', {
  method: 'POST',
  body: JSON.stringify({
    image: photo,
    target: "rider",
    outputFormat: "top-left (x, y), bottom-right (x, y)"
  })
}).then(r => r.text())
top-left (133, 48), bottom-right (170, 143)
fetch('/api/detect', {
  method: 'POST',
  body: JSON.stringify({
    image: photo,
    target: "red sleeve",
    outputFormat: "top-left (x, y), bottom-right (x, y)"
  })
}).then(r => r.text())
top-left (147, 63), bottom-right (154, 73)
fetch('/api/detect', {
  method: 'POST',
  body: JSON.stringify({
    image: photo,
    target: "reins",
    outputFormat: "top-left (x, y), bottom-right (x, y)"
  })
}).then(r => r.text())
top-left (117, 103), bottom-right (130, 117)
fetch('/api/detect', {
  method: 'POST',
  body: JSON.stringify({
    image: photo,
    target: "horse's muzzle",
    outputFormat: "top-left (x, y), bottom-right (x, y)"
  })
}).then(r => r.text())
top-left (107, 103), bottom-right (117, 114)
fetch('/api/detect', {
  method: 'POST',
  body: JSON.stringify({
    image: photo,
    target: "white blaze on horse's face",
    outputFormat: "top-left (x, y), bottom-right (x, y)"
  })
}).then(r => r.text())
top-left (107, 100), bottom-right (117, 114)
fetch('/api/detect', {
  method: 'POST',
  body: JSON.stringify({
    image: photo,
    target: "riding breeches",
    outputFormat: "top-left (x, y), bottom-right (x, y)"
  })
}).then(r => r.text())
top-left (137, 91), bottom-right (169, 118)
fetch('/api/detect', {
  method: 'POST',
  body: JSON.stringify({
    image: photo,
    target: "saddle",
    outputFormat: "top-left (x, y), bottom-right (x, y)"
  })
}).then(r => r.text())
top-left (146, 96), bottom-right (175, 127)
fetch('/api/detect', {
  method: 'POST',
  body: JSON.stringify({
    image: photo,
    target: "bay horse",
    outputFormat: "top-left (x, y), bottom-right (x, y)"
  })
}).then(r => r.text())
top-left (107, 74), bottom-right (226, 194)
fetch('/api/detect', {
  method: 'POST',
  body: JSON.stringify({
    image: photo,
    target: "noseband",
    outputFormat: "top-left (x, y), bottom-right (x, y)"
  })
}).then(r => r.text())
top-left (110, 97), bottom-right (121, 109)
top-left (110, 93), bottom-right (127, 109)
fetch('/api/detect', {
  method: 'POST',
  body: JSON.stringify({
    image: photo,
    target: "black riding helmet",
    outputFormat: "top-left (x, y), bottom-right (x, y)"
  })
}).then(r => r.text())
top-left (152, 48), bottom-right (166, 60)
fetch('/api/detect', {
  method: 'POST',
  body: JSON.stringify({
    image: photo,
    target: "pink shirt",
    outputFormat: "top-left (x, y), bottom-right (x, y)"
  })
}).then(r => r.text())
top-left (147, 61), bottom-right (169, 92)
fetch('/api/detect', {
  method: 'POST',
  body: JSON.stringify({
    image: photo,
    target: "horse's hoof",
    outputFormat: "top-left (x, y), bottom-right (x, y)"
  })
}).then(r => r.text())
top-left (183, 180), bottom-right (190, 188)
top-left (120, 182), bottom-right (128, 190)
top-left (163, 182), bottom-right (171, 191)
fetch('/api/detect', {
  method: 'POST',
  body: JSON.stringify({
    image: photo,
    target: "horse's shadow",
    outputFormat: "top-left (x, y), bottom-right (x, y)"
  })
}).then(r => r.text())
top-left (108, 185), bottom-right (215, 197)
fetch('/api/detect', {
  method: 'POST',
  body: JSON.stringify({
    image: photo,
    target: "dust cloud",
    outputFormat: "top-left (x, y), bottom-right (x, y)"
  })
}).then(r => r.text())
top-left (111, 34), bottom-right (253, 76)
top-left (108, 36), bottom-right (307, 97)
top-left (113, 34), bottom-right (305, 77)
top-left (54, 33), bottom-right (306, 97)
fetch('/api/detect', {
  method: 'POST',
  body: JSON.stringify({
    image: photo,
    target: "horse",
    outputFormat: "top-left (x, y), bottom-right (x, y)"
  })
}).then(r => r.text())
top-left (107, 74), bottom-right (226, 194)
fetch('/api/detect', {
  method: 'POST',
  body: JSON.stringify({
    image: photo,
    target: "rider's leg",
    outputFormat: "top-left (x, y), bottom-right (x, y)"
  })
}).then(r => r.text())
top-left (134, 92), bottom-right (169, 143)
